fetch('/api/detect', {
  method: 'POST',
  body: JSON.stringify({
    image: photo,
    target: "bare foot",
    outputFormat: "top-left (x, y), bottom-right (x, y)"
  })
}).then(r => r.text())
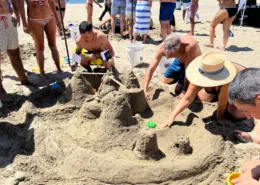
top-left (188, 32), bottom-right (194, 36)
top-left (41, 73), bottom-right (48, 81)
top-left (204, 44), bottom-right (214, 48)
top-left (57, 70), bottom-right (63, 74)
top-left (219, 46), bottom-right (226, 51)
top-left (234, 130), bottom-right (260, 144)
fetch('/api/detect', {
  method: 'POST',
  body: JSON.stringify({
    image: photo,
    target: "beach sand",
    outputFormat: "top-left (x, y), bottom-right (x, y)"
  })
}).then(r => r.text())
top-left (1, 1), bottom-right (260, 184)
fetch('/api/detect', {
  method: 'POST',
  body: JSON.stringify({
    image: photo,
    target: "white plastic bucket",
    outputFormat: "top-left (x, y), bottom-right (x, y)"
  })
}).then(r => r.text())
top-left (126, 43), bottom-right (144, 67)
top-left (157, 57), bottom-right (174, 74)
top-left (69, 25), bottom-right (79, 41)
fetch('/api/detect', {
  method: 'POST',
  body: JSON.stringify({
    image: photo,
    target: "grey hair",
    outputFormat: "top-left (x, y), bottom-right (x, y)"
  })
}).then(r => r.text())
top-left (228, 68), bottom-right (260, 105)
top-left (163, 34), bottom-right (181, 52)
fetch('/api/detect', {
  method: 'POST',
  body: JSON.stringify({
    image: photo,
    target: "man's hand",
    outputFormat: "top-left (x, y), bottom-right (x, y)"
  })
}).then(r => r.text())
top-left (88, 54), bottom-right (96, 61)
top-left (162, 117), bottom-right (174, 128)
top-left (232, 174), bottom-right (260, 185)
top-left (11, 13), bottom-right (19, 27)
top-left (23, 23), bottom-right (30, 34)
top-left (144, 90), bottom-right (150, 101)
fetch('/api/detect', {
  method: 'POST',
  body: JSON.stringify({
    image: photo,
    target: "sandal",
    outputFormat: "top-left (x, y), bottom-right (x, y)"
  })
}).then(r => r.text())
top-left (204, 44), bottom-right (214, 48)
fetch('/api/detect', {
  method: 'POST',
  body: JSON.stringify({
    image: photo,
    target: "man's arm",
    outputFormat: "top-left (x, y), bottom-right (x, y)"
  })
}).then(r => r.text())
top-left (143, 44), bottom-right (164, 100)
top-left (98, 34), bottom-right (115, 58)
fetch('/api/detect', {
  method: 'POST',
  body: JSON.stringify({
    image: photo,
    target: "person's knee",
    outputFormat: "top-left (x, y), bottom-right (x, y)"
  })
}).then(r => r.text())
top-left (49, 45), bottom-right (58, 51)
top-left (7, 48), bottom-right (20, 59)
top-left (162, 76), bottom-right (173, 84)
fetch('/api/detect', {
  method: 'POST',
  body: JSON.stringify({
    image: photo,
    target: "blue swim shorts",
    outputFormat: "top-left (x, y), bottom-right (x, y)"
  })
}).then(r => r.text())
top-left (159, 2), bottom-right (176, 21)
top-left (111, 0), bottom-right (126, 15)
top-left (164, 58), bottom-right (185, 85)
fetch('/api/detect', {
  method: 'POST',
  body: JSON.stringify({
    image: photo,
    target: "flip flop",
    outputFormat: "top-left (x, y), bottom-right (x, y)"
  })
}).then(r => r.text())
top-left (233, 132), bottom-right (254, 143)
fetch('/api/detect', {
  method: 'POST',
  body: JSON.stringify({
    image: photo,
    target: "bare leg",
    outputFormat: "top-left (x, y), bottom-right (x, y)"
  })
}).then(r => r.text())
top-left (120, 15), bottom-right (125, 38)
top-left (221, 16), bottom-right (235, 50)
top-left (44, 18), bottom-right (62, 73)
top-left (182, 9), bottom-right (186, 21)
top-left (160, 21), bottom-right (167, 40)
top-left (166, 21), bottom-right (171, 35)
top-left (206, 9), bottom-right (229, 47)
top-left (190, 17), bottom-right (195, 35)
top-left (7, 48), bottom-right (29, 84)
top-left (111, 15), bottom-right (116, 35)
top-left (29, 20), bottom-right (46, 80)
top-left (86, 4), bottom-right (93, 23)
top-left (134, 33), bottom-right (138, 42)
top-left (162, 76), bottom-right (174, 84)
top-left (143, 34), bottom-right (148, 43)
top-left (128, 19), bottom-right (133, 40)
top-left (0, 52), bottom-right (10, 101)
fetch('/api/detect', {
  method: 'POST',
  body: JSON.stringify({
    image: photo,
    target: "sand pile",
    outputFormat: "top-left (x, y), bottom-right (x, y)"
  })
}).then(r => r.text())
top-left (0, 68), bottom-right (256, 185)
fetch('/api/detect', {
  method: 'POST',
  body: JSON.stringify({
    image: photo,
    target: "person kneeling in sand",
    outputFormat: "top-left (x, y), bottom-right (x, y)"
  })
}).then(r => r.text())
top-left (75, 21), bottom-right (115, 70)
top-left (144, 33), bottom-right (201, 100)
top-left (228, 68), bottom-right (260, 184)
top-left (162, 52), bottom-right (247, 128)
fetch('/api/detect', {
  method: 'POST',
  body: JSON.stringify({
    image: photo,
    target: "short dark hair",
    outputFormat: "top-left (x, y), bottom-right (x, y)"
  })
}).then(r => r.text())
top-left (228, 68), bottom-right (260, 106)
top-left (79, 21), bottom-right (93, 34)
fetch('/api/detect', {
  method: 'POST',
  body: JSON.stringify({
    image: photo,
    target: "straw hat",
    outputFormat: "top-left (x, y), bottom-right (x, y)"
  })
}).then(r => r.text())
top-left (186, 52), bottom-right (237, 87)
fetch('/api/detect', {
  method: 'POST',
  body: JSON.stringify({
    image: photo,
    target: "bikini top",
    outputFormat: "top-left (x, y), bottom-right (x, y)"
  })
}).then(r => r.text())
top-left (204, 86), bottom-right (221, 95)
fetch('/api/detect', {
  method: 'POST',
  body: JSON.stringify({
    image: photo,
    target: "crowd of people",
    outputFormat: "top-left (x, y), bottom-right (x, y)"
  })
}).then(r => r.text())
top-left (1, 0), bottom-right (260, 184)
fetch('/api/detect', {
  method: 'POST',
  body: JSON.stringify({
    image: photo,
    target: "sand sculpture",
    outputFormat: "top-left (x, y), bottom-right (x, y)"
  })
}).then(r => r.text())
top-left (0, 68), bottom-right (246, 185)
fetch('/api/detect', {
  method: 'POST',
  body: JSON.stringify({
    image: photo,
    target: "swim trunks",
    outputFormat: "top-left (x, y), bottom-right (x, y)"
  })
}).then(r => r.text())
top-left (159, 2), bottom-right (176, 21)
top-left (164, 58), bottom-right (185, 85)
top-left (0, 14), bottom-right (19, 52)
top-left (111, 0), bottom-right (126, 15)
top-left (189, 2), bottom-right (198, 18)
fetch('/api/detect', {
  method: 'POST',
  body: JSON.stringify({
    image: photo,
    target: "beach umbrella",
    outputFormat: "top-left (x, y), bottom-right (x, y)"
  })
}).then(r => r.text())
top-left (57, 0), bottom-right (77, 71)
top-left (131, 0), bottom-right (134, 42)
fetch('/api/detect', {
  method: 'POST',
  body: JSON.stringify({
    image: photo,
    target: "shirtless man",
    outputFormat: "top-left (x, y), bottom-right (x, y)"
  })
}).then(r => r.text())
top-left (144, 33), bottom-right (201, 100)
top-left (75, 21), bottom-right (115, 70)
top-left (0, 0), bottom-right (29, 102)
top-left (228, 68), bottom-right (260, 184)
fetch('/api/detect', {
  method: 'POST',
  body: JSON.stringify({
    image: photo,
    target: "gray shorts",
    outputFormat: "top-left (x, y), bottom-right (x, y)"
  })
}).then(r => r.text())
top-left (111, 0), bottom-right (126, 15)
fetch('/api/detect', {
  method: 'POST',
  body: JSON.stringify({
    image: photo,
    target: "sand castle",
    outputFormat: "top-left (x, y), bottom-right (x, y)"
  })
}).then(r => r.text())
top-left (0, 68), bottom-right (251, 185)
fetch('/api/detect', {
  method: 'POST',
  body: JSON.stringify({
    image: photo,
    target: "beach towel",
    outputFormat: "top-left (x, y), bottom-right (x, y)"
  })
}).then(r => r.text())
top-left (134, 1), bottom-right (151, 34)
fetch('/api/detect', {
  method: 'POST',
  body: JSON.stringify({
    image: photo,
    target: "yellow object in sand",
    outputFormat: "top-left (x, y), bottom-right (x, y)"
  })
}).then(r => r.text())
top-left (226, 172), bottom-right (241, 185)
top-left (32, 67), bottom-right (40, 73)
top-left (60, 57), bottom-right (64, 67)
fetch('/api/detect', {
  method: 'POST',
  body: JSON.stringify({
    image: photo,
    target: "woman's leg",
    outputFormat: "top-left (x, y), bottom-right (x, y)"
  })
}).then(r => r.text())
top-left (29, 20), bottom-right (46, 79)
top-left (182, 9), bottom-right (186, 21)
top-left (128, 18), bottom-right (134, 40)
top-left (221, 16), bottom-right (235, 50)
top-left (44, 18), bottom-right (62, 73)
top-left (206, 9), bottom-right (229, 47)
top-left (143, 34), bottom-right (148, 43)
top-left (197, 89), bottom-right (217, 102)
top-left (86, 4), bottom-right (93, 23)
top-left (99, 3), bottom-right (108, 21)
top-left (134, 33), bottom-right (138, 42)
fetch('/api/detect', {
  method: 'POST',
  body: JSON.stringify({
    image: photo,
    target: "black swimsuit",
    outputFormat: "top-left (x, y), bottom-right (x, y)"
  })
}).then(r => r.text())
top-left (225, 7), bottom-right (237, 18)
top-left (56, 6), bottom-right (66, 11)
top-left (205, 86), bottom-right (221, 102)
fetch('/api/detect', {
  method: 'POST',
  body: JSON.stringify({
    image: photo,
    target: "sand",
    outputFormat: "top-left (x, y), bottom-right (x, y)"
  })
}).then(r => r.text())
top-left (1, 0), bottom-right (260, 184)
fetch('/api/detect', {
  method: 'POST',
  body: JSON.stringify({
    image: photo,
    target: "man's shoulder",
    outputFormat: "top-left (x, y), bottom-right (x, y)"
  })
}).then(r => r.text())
top-left (96, 30), bottom-right (106, 38)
